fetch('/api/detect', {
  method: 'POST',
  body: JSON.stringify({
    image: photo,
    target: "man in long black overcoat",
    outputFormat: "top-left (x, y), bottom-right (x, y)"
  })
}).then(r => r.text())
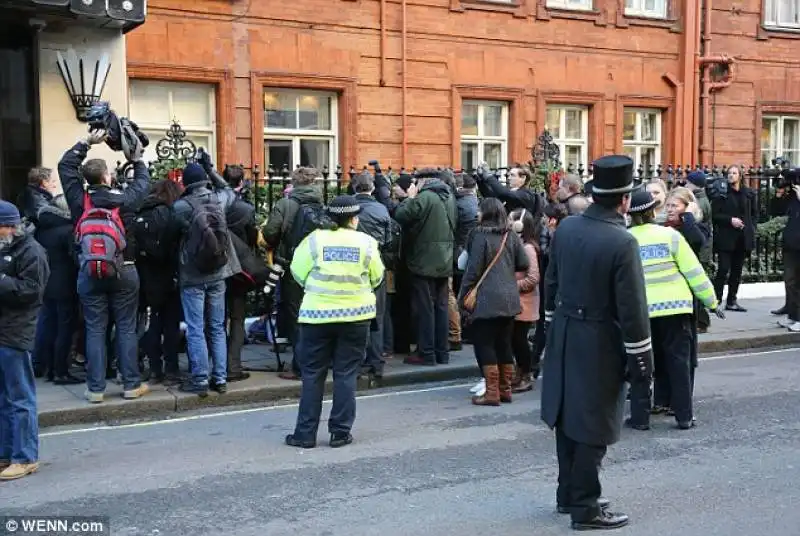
top-left (541, 155), bottom-right (653, 531)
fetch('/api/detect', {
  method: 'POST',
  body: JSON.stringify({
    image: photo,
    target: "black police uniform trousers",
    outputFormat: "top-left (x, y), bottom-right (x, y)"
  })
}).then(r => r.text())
top-left (645, 314), bottom-right (694, 423)
top-left (556, 424), bottom-right (607, 522)
top-left (293, 320), bottom-right (370, 440)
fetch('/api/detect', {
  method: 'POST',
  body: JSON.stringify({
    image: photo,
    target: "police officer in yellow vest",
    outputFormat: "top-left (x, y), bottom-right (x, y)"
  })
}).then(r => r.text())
top-left (627, 189), bottom-right (724, 431)
top-left (285, 195), bottom-right (384, 449)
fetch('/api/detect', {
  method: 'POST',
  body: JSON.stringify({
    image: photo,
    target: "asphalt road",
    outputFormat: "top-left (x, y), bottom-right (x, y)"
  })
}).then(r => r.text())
top-left (3, 348), bottom-right (800, 536)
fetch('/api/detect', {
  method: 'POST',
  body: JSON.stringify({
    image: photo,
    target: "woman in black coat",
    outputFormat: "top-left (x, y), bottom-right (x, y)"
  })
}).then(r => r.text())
top-left (135, 180), bottom-right (184, 383)
top-left (458, 197), bottom-right (529, 406)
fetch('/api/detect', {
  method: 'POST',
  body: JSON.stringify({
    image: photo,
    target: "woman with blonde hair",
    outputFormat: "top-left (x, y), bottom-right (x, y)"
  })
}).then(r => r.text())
top-left (646, 179), bottom-right (669, 223)
top-left (665, 187), bottom-right (709, 254)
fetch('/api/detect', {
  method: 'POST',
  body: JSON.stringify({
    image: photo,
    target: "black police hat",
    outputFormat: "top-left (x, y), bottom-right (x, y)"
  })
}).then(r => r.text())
top-left (628, 189), bottom-right (657, 214)
top-left (589, 155), bottom-right (635, 196)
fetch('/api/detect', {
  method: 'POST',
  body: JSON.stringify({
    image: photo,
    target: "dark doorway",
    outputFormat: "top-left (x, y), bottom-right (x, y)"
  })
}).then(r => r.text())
top-left (0, 23), bottom-right (37, 205)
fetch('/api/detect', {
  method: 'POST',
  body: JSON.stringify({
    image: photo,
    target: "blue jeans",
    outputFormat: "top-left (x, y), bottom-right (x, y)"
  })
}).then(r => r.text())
top-left (0, 347), bottom-right (38, 463)
top-left (78, 264), bottom-right (141, 393)
top-left (181, 280), bottom-right (227, 386)
top-left (33, 297), bottom-right (78, 377)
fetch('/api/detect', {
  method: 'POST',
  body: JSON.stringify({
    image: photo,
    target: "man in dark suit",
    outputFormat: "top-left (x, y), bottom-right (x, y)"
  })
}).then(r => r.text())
top-left (542, 155), bottom-right (653, 531)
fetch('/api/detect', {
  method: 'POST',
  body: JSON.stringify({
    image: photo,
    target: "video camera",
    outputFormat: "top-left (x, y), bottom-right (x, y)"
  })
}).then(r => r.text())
top-left (85, 101), bottom-right (150, 161)
top-left (768, 157), bottom-right (798, 188)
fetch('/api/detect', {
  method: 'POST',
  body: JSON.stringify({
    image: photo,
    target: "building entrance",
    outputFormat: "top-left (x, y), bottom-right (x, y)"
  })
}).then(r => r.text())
top-left (0, 23), bottom-right (37, 204)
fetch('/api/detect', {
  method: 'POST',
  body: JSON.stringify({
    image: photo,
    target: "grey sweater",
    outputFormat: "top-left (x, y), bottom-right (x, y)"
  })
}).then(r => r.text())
top-left (457, 226), bottom-right (529, 320)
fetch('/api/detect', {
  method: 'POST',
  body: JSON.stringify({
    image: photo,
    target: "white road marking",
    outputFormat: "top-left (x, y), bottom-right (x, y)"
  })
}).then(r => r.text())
top-left (40, 346), bottom-right (797, 438)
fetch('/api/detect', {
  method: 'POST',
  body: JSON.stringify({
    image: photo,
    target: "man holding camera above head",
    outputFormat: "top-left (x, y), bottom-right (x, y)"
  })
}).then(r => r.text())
top-left (57, 127), bottom-right (151, 403)
top-left (475, 163), bottom-right (545, 219)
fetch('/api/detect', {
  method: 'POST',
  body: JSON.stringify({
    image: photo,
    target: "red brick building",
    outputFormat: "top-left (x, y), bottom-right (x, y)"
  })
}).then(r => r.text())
top-left (125, 0), bottom-right (800, 174)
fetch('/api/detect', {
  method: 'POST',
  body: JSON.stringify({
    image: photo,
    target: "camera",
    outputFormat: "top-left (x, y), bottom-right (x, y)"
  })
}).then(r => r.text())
top-left (263, 261), bottom-right (286, 297)
top-left (85, 101), bottom-right (150, 160)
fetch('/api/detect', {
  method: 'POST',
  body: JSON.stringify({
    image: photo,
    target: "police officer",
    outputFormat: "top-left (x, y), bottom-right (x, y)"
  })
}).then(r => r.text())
top-left (285, 195), bottom-right (385, 449)
top-left (541, 155), bottom-right (652, 531)
top-left (626, 189), bottom-right (724, 430)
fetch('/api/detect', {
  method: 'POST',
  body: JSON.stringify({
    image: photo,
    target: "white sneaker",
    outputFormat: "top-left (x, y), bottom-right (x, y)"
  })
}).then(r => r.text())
top-left (789, 322), bottom-right (800, 332)
top-left (470, 378), bottom-right (486, 395)
top-left (778, 317), bottom-right (794, 328)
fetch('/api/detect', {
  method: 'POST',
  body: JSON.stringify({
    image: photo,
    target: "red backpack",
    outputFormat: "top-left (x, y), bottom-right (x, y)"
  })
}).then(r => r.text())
top-left (75, 193), bottom-right (127, 279)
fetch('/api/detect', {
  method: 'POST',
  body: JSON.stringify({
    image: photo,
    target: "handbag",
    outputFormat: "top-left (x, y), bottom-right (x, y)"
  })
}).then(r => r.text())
top-left (463, 232), bottom-right (508, 313)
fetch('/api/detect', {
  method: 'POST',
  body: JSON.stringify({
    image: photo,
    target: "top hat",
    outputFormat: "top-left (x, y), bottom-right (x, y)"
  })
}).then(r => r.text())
top-left (589, 155), bottom-right (635, 196)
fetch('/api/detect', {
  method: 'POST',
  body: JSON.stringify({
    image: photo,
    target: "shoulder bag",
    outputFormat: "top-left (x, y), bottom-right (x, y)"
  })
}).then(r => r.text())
top-left (463, 232), bottom-right (508, 313)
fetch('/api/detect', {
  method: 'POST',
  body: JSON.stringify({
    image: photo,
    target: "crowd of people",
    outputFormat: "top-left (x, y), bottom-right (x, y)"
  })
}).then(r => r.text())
top-left (0, 117), bottom-right (782, 532)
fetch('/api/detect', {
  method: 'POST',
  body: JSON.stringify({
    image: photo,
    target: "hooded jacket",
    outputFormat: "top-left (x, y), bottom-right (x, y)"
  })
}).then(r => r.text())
top-left (34, 197), bottom-right (78, 300)
top-left (172, 179), bottom-right (242, 287)
top-left (394, 178), bottom-right (457, 278)
top-left (58, 141), bottom-right (151, 262)
top-left (261, 184), bottom-right (324, 261)
top-left (0, 224), bottom-right (50, 351)
top-left (20, 185), bottom-right (53, 226)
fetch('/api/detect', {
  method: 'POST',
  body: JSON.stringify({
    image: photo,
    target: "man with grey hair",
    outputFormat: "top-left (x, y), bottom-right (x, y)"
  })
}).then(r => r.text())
top-left (352, 171), bottom-right (395, 377)
top-left (557, 174), bottom-right (588, 215)
top-left (262, 166), bottom-right (328, 380)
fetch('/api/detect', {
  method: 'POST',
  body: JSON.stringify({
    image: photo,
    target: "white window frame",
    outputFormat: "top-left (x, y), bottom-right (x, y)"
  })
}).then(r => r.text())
top-left (546, 0), bottom-right (593, 11)
top-left (546, 104), bottom-right (589, 171)
top-left (460, 100), bottom-right (509, 170)
top-left (263, 89), bottom-right (339, 171)
top-left (764, 0), bottom-right (800, 28)
top-left (622, 108), bottom-right (663, 171)
top-left (128, 80), bottom-right (217, 161)
top-left (761, 115), bottom-right (800, 166)
top-left (624, 0), bottom-right (668, 18)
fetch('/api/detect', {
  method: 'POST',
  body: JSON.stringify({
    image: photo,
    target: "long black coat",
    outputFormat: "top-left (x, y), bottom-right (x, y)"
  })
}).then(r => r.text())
top-left (711, 185), bottom-right (757, 253)
top-left (541, 204), bottom-right (653, 446)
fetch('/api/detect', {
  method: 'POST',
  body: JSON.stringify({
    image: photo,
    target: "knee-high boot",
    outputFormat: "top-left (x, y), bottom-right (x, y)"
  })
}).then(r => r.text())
top-left (473, 365), bottom-right (500, 406)
top-left (499, 364), bottom-right (514, 403)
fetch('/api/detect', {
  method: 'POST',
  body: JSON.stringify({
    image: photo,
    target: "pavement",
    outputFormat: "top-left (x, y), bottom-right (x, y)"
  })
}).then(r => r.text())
top-left (35, 296), bottom-right (800, 428)
top-left (5, 347), bottom-right (800, 535)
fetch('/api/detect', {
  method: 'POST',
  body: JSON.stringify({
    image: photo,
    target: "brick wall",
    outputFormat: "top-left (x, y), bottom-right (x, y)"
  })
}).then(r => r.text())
top-left (125, 0), bottom-right (800, 169)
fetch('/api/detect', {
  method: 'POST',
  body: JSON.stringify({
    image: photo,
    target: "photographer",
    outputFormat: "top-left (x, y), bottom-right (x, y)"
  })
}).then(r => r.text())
top-left (57, 126), bottom-right (150, 403)
top-left (776, 169), bottom-right (800, 331)
top-left (475, 163), bottom-right (545, 219)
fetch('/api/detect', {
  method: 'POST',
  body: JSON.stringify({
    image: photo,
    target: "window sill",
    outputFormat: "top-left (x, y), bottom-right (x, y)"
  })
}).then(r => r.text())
top-left (617, 12), bottom-right (680, 31)
top-left (757, 24), bottom-right (800, 40)
top-left (537, 3), bottom-right (606, 24)
top-left (451, 0), bottom-right (529, 17)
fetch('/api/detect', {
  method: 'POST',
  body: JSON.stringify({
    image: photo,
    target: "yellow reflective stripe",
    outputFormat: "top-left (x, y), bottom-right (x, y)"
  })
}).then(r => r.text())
top-left (645, 272), bottom-right (683, 285)
top-left (642, 262), bottom-right (674, 273)
top-left (670, 232), bottom-right (680, 255)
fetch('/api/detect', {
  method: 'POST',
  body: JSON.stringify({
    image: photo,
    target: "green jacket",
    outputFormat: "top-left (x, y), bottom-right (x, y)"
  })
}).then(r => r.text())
top-left (694, 189), bottom-right (713, 264)
top-left (261, 185), bottom-right (323, 260)
top-left (394, 179), bottom-right (456, 278)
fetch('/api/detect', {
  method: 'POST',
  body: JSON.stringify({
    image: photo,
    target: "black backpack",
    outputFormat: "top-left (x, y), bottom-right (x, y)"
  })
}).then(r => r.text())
top-left (381, 218), bottom-right (402, 270)
top-left (185, 196), bottom-right (229, 274)
top-left (133, 205), bottom-right (172, 262)
top-left (285, 201), bottom-right (334, 258)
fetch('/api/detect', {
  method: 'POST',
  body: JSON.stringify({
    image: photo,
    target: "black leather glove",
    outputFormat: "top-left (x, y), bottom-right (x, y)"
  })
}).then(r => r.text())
top-left (711, 305), bottom-right (726, 319)
top-left (197, 147), bottom-right (214, 174)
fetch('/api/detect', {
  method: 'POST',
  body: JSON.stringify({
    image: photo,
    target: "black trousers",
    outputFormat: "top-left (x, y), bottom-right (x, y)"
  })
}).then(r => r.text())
top-left (784, 248), bottom-right (800, 321)
top-left (392, 265), bottom-right (413, 354)
top-left (144, 292), bottom-right (181, 377)
top-left (471, 317), bottom-right (514, 367)
top-left (278, 273), bottom-right (304, 375)
top-left (511, 320), bottom-right (533, 374)
top-left (651, 314), bottom-right (694, 423)
top-left (714, 245), bottom-right (746, 305)
top-left (410, 275), bottom-right (449, 364)
top-left (226, 283), bottom-right (247, 377)
top-left (293, 321), bottom-right (370, 439)
top-left (556, 425), bottom-right (607, 522)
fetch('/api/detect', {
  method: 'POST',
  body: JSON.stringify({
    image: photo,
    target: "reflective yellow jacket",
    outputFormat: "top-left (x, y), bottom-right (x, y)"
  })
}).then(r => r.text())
top-left (628, 223), bottom-right (718, 318)
top-left (290, 228), bottom-right (385, 324)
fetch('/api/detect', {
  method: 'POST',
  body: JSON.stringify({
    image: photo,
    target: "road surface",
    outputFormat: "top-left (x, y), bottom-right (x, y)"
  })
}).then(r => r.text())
top-left (3, 348), bottom-right (800, 536)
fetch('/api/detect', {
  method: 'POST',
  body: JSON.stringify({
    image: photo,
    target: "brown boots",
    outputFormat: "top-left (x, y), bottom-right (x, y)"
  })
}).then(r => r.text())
top-left (472, 365), bottom-right (500, 406)
top-left (472, 364), bottom-right (516, 406)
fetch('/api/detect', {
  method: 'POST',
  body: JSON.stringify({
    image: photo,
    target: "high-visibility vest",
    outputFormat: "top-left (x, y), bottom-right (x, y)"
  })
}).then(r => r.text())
top-left (290, 228), bottom-right (385, 324)
top-left (628, 223), bottom-right (718, 318)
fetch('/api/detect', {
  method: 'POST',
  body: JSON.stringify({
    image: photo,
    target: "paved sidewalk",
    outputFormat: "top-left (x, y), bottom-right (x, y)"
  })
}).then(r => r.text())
top-left (36, 297), bottom-right (798, 428)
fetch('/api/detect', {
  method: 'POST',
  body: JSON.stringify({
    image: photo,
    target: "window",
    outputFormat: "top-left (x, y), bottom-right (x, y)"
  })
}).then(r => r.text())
top-left (128, 80), bottom-right (217, 162)
top-left (624, 0), bottom-right (667, 18)
top-left (622, 108), bottom-right (662, 172)
top-left (263, 89), bottom-right (338, 171)
top-left (764, 0), bottom-right (800, 27)
top-left (762, 115), bottom-right (800, 166)
top-left (546, 0), bottom-right (593, 10)
top-left (545, 105), bottom-right (588, 171)
top-left (460, 100), bottom-right (509, 170)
